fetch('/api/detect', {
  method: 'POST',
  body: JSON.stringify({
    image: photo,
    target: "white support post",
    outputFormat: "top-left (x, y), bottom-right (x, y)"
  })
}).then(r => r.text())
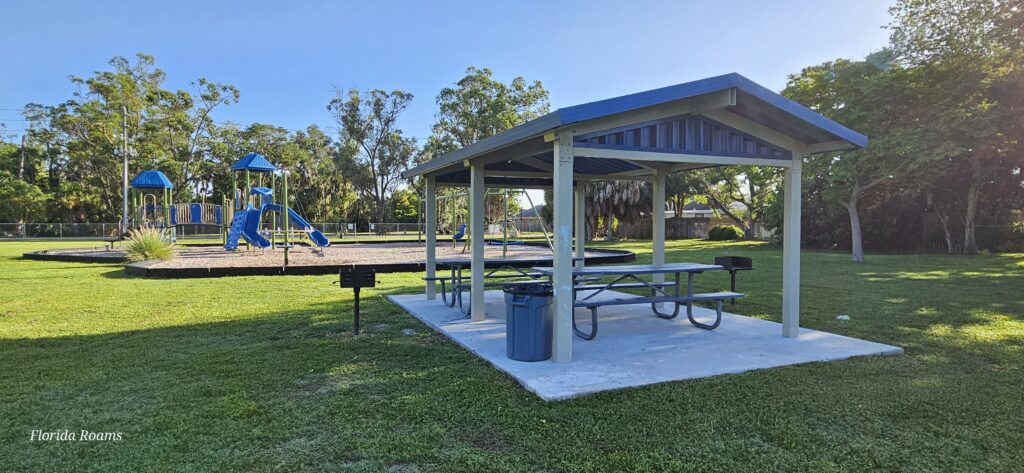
top-left (552, 134), bottom-right (575, 363)
top-left (470, 164), bottom-right (486, 321)
top-left (782, 153), bottom-right (802, 337)
top-left (425, 176), bottom-right (437, 300)
top-left (574, 186), bottom-right (586, 268)
top-left (652, 170), bottom-right (667, 287)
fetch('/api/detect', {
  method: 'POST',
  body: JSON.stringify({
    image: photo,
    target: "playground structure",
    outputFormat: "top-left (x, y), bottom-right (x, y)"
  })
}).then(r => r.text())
top-left (127, 153), bottom-right (329, 262)
top-left (129, 170), bottom-right (223, 237)
top-left (223, 153), bottom-right (330, 262)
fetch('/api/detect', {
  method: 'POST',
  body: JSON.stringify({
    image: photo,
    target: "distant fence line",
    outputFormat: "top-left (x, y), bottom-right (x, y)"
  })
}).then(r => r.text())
top-left (0, 222), bottom-right (432, 240)
top-left (9, 219), bottom-right (734, 240)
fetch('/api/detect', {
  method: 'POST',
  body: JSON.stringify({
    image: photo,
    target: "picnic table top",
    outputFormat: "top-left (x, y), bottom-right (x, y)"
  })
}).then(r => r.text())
top-left (531, 262), bottom-right (723, 276)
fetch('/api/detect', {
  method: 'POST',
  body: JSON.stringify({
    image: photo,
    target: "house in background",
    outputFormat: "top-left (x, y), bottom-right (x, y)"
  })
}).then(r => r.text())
top-left (514, 205), bottom-right (546, 233)
top-left (680, 201), bottom-right (714, 218)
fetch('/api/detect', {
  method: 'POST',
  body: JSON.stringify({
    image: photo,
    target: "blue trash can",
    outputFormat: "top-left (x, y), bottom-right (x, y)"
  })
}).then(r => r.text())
top-left (502, 282), bottom-right (553, 362)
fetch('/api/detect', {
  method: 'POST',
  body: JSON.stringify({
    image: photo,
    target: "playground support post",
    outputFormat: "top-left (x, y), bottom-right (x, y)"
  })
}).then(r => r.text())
top-left (283, 170), bottom-right (290, 266)
top-left (221, 194), bottom-right (227, 245)
top-left (121, 104), bottom-right (128, 239)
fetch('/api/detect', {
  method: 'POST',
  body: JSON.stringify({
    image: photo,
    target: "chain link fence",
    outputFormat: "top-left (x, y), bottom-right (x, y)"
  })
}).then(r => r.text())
top-left (0, 222), bottom-right (428, 240)
top-left (0, 223), bottom-right (122, 240)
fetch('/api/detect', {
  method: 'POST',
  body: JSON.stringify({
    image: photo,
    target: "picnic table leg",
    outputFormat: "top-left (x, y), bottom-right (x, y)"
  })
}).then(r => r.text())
top-left (442, 267), bottom-right (457, 307)
top-left (573, 306), bottom-right (598, 340)
top-left (652, 272), bottom-right (682, 319)
top-left (686, 272), bottom-right (695, 319)
top-left (440, 278), bottom-right (455, 307)
top-left (688, 299), bottom-right (723, 330)
top-left (455, 265), bottom-right (471, 317)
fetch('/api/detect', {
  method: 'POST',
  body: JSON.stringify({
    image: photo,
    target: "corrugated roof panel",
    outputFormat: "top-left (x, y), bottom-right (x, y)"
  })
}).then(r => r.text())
top-left (403, 73), bottom-right (868, 181)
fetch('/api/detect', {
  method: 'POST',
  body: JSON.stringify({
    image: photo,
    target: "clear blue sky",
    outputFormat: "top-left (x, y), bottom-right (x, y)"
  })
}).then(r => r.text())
top-left (1, 0), bottom-right (894, 142)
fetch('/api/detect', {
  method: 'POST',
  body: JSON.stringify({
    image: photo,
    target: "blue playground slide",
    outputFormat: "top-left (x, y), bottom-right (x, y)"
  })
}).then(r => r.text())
top-left (224, 206), bottom-right (271, 250)
top-left (287, 207), bottom-right (330, 247)
top-left (225, 204), bottom-right (328, 250)
top-left (242, 207), bottom-right (272, 248)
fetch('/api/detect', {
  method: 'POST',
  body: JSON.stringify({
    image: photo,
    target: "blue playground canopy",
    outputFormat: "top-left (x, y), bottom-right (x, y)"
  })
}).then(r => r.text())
top-left (130, 170), bottom-right (174, 189)
top-left (230, 152), bottom-right (277, 172)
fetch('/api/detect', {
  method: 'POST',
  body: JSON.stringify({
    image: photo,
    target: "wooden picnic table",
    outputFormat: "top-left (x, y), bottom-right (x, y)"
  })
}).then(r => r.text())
top-left (531, 263), bottom-right (743, 339)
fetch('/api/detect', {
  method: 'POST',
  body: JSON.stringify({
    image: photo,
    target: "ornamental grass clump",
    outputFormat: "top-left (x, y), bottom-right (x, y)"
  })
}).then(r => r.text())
top-left (125, 226), bottom-right (176, 262)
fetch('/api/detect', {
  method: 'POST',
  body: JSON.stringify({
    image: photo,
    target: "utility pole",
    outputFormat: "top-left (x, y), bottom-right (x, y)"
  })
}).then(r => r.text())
top-left (121, 104), bottom-right (129, 238)
top-left (19, 134), bottom-right (26, 181)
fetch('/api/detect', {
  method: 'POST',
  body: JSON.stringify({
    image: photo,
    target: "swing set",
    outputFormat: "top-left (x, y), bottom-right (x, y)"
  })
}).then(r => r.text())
top-left (430, 188), bottom-right (552, 257)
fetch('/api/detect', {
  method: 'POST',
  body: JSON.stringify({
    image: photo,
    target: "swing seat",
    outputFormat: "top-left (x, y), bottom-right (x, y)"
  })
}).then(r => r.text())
top-left (452, 224), bottom-right (467, 241)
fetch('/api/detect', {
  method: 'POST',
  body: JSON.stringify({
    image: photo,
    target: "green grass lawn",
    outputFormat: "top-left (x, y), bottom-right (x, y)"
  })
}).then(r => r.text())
top-left (1, 239), bottom-right (1022, 472)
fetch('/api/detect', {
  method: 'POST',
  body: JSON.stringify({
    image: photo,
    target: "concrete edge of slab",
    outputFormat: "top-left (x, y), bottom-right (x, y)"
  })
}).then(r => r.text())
top-left (386, 293), bottom-right (904, 401)
top-left (386, 294), bottom-right (558, 400)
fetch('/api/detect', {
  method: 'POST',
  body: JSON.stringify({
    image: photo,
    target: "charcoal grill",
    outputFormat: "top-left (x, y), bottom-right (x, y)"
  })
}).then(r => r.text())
top-left (714, 256), bottom-right (752, 304)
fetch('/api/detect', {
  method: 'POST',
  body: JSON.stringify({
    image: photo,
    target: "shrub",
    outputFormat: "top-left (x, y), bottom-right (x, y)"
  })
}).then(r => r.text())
top-left (707, 225), bottom-right (745, 241)
top-left (125, 226), bottom-right (176, 262)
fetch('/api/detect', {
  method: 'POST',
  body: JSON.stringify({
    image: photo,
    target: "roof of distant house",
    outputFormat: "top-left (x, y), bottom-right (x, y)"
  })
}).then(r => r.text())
top-left (518, 205), bottom-right (545, 218)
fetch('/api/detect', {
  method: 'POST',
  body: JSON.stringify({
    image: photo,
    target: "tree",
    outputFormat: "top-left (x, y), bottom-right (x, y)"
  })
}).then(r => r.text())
top-left (421, 67), bottom-right (550, 233)
top-left (888, 0), bottom-right (1024, 254)
top-left (18, 53), bottom-right (241, 222)
top-left (390, 188), bottom-right (420, 223)
top-left (329, 88), bottom-right (417, 224)
top-left (145, 77), bottom-right (239, 199)
top-left (697, 167), bottom-right (781, 239)
top-left (0, 171), bottom-right (47, 223)
top-left (584, 181), bottom-right (649, 241)
top-left (666, 172), bottom-right (703, 219)
top-left (291, 125), bottom-right (357, 222)
top-left (783, 52), bottom-right (919, 261)
top-left (422, 67), bottom-right (550, 160)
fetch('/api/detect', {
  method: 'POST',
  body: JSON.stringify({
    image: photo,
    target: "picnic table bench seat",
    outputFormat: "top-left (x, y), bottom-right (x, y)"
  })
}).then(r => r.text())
top-left (572, 291), bottom-right (745, 340)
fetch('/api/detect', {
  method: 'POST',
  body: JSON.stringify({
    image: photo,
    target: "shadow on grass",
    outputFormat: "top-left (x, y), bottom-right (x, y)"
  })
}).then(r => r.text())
top-left (2, 270), bottom-right (1023, 472)
top-left (0, 290), bottom-right (544, 471)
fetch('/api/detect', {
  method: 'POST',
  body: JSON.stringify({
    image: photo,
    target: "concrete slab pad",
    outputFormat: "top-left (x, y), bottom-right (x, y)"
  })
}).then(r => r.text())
top-left (388, 291), bottom-right (902, 401)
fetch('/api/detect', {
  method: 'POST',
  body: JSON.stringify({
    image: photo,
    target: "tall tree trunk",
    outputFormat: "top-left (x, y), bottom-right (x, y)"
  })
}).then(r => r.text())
top-left (840, 188), bottom-right (865, 263)
top-left (47, 143), bottom-right (56, 192)
top-left (376, 195), bottom-right (387, 225)
top-left (707, 195), bottom-right (752, 237)
top-left (963, 159), bottom-right (982, 255)
top-left (926, 191), bottom-right (955, 254)
top-left (937, 212), bottom-right (955, 254)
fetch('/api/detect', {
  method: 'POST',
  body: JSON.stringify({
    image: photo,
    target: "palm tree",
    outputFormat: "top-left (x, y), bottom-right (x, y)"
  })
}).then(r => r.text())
top-left (585, 181), bottom-right (649, 241)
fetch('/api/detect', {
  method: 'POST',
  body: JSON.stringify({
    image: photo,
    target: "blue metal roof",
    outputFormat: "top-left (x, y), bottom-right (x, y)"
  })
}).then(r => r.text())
top-left (230, 153), bottom-right (277, 172)
top-left (403, 73), bottom-right (868, 181)
top-left (130, 170), bottom-right (174, 189)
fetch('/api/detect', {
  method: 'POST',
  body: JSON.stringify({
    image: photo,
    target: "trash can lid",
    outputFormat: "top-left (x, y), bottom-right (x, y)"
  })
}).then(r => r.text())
top-left (502, 281), bottom-right (553, 296)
